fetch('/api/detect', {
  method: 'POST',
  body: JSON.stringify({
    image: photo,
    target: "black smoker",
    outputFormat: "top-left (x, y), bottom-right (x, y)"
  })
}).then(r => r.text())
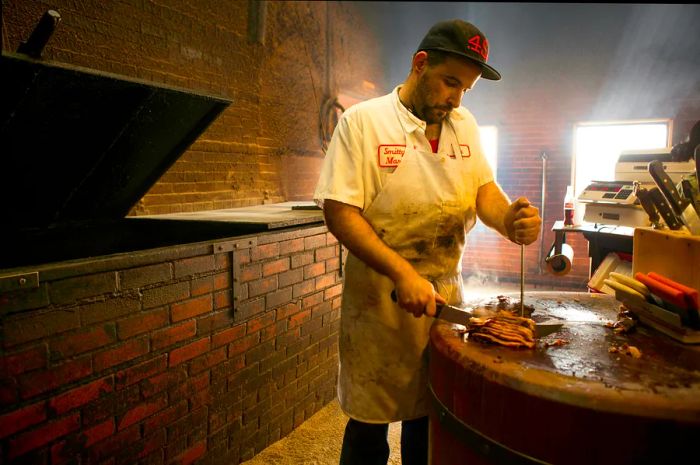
top-left (0, 50), bottom-right (280, 270)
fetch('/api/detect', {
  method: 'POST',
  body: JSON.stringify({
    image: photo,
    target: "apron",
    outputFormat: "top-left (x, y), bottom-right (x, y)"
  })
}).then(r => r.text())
top-left (338, 113), bottom-right (479, 423)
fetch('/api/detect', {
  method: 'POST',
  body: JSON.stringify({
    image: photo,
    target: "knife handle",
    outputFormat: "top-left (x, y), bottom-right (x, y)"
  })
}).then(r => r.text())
top-left (648, 271), bottom-right (699, 311)
top-left (648, 187), bottom-right (683, 230)
top-left (681, 179), bottom-right (694, 200)
top-left (634, 272), bottom-right (689, 310)
top-left (648, 160), bottom-right (686, 215)
top-left (635, 187), bottom-right (661, 226)
top-left (681, 179), bottom-right (700, 215)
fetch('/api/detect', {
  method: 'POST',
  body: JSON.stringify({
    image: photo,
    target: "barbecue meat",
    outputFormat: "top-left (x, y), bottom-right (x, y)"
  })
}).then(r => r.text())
top-left (467, 310), bottom-right (536, 349)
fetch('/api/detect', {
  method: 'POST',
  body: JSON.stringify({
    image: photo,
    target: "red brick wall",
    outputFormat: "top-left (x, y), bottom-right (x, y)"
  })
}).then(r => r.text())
top-left (1, 226), bottom-right (341, 464)
top-left (2, 0), bottom-right (383, 215)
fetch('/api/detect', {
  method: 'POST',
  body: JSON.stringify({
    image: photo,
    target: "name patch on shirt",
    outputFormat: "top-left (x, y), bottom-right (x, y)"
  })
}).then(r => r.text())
top-left (378, 145), bottom-right (406, 167)
top-left (447, 144), bottom-right (472, 159)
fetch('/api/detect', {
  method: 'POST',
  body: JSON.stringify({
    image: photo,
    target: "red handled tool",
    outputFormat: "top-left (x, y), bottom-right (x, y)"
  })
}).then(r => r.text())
top-left (647, 272), bottom-right (699, 312)
top-left (634, 272), bottom-right (687, 309)
top-left (635, 272), bottom-right (700, 328)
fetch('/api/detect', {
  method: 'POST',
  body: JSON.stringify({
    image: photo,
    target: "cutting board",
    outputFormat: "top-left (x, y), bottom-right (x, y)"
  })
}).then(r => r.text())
top-left (429, 291), bottom-right (700, 465)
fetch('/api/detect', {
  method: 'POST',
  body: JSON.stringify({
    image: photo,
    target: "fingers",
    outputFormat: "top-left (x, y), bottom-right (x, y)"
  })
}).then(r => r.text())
top-left (415, 303), bottom-right (428, 318)
top-left (509, 198), bottom-right (542, 245)
top-left (512, 215), bottom-right (542, 244)
top-left (399, 292), bottom-right (434, 318)
top-left (511, 197), bottom-right (535, 219)
top-left (513, 197), bottom-right (531, 210)
top-left (421, 292), bottom-right (446, 318)
top-left (394, 279), bottom-right (444, 318)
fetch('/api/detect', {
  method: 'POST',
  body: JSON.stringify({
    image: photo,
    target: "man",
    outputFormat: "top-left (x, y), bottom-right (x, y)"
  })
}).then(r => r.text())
top-left (313, 19), bottom-right (542, 465)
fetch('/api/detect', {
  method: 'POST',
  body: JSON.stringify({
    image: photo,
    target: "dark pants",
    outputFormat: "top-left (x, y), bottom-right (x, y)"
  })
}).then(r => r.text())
top-left (339, 416), bottom-right (429, 465)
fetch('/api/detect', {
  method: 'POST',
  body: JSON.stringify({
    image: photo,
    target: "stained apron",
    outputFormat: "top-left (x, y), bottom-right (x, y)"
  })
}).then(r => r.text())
top-left (338, 120), bottom-right (480, 423)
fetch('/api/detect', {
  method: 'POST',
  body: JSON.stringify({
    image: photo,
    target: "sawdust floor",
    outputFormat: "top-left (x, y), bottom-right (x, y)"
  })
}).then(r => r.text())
top-left (240, 398), bottom-right (402, 465)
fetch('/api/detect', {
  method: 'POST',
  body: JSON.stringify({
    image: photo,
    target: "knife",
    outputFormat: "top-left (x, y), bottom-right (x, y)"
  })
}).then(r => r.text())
top-left (648, 186), bottom-right (683, 230)
top-left (648, 160), bottom-right (700, 234)
top-left (390, 290), bottom-right (563, 337)
top-left (635, 272), bottom-right (700, 328)
top-left (635, 186), bottom-right (663, 229)
top-left (648, 271), bottom-right (699, 311)
top-left (647, 272), bottom-right (700, 328)
top-left (681, 178), bottom-right (700, 216)
top-left (605, 277), bottom-right (694, 327)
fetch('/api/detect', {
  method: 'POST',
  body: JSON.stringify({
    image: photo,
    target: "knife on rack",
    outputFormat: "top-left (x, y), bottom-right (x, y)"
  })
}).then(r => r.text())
top-left (648, 160), bottom-right (700, 234)
top-left (635, 272), bottom-right (700, 328)
top-left (389, 290), bottom-right (563, 337)
top-left (635, 186), bottom-right (664, 229)
top-left (648, 186), bottom-right (683, 230)
top-left (681, 178), bottom-right (700, 216)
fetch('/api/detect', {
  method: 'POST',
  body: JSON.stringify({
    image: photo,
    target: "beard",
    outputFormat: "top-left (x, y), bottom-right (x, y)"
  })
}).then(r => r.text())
top-left (413, 75), bottom-right (453, 124)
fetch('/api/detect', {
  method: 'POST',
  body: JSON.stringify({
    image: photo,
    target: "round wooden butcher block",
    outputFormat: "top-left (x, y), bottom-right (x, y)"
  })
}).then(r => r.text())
top-left (428, 291), bottom-right (700, 465)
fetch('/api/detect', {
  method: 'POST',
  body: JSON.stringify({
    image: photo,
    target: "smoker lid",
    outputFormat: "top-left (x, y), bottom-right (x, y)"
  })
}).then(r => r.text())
top-left (0, 52), bottom-right (231, 228)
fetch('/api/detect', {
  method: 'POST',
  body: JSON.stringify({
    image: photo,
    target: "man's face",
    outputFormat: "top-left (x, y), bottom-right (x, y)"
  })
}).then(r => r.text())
top-left (413, 54), bottom-right (482, 124)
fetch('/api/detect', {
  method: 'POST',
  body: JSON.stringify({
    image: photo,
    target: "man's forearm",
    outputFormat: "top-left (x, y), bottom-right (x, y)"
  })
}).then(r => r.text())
top-left (476, 181), bottom-right (513, 239)
top-left (476, 181), bottom-right (542, 245)
top-left (322, 199), bottom-right (419, 284)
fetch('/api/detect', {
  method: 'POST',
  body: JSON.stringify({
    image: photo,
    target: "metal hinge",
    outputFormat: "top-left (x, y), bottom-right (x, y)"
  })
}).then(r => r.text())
top-left (0, 272), bottom-right (40, 293)
top-left (213, 238), bottom-right (257, 311)
top-left (213, 237), bottom-right (257, 253)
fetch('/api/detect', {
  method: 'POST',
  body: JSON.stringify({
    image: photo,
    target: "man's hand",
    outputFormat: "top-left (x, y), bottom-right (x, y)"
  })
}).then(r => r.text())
top-left (394, 275), bottom-right (447, 318)
top-left (504, 197), bottom-right (542, 245)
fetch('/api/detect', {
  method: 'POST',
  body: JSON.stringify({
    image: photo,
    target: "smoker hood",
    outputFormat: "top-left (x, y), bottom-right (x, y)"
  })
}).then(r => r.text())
top-left (0, 52), bottom-right (231, 229)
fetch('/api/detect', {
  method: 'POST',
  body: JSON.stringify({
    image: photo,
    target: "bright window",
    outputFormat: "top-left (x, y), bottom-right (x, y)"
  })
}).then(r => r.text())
top-left (572, 120), bottom-right (671, 199)
top-left (479, 125), bottom-right (498, 177)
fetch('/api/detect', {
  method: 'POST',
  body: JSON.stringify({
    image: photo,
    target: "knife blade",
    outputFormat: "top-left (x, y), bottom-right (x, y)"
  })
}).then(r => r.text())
top-left (635, 186), bottom-right (663, 228)
top-left (681, 178), bottom-right (700, 217)
top-left (389, 289), bottom-right (562, 337)
top-left (648, 186), bottom-right (683, 230)
top-left (648, 160), bottom-right (700, 234)
top-left (681, 179), bottom-right (694, 201)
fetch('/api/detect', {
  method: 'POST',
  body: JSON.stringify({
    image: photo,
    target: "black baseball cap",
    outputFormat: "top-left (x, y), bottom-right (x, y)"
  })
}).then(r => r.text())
top-left (417, 19), bottom-right (501, 81)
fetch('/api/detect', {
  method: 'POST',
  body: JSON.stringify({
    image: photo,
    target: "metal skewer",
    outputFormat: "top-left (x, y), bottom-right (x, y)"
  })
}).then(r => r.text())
top-left (520, 243), bottom-right (525, 316)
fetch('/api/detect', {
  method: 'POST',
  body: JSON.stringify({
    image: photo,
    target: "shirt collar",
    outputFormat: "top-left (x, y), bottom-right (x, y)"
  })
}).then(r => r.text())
top-left (392, 86), bottom-right (424, 133)
top-left (392, 86), bottom-right (464, 134)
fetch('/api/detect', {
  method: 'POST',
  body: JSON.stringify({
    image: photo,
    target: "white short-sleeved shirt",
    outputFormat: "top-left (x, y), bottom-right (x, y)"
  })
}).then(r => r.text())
top-left (314, 86), bottom-right (494, 210)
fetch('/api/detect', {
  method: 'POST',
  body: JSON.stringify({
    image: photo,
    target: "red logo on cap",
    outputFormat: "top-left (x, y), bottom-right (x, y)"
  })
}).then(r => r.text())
top-left (467, 35), bottom-right (489, 61)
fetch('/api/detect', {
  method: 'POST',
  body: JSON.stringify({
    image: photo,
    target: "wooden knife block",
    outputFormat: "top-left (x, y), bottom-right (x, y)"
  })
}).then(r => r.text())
top-left (630, 228), bottom-right (700, 343)
top-left (633, 228), bottom-right (700, 292)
